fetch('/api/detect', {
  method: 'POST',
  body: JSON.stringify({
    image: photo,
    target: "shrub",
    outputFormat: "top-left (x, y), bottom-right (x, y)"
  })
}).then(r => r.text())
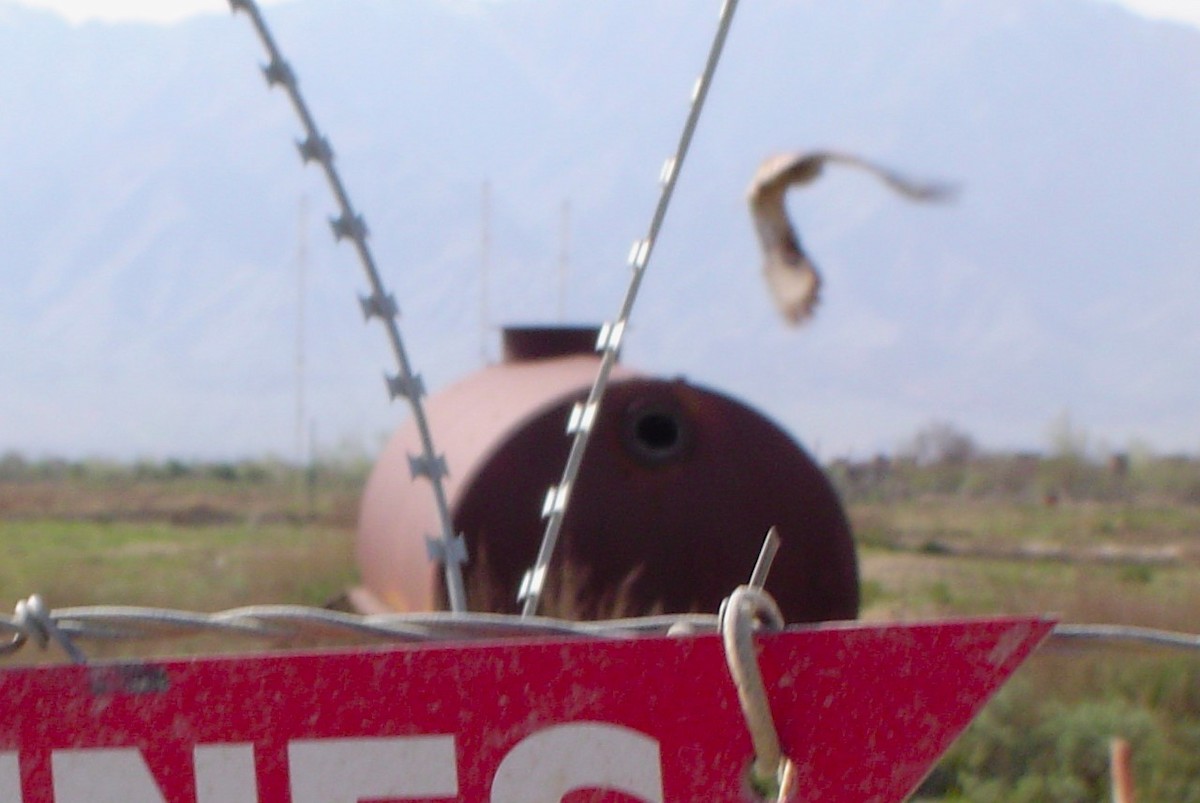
top-left (921, 659), bottom-right (1200, 802)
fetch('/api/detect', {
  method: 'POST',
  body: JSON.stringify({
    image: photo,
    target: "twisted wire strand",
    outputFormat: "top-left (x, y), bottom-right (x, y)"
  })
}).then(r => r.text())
top-left (1049, 623), bottom-right (1200, 651)
top-left (0, 597), bottom-right (724, 661)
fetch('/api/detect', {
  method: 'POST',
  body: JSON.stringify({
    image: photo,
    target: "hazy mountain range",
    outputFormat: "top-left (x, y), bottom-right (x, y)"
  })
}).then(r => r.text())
top-left (2, 0), bottom-right (1199, 461)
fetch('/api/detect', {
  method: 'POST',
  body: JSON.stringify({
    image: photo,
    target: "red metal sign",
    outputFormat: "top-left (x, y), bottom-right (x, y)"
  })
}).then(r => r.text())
top-left (0, 616), bottom-right (1052, 802)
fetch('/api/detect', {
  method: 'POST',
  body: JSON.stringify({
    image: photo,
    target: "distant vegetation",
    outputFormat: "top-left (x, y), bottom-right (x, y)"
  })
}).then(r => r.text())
top-left (0, 449), bottom-right (374, 487)
top-left (829, 419), bottom-right (1200, 507)
top-left (0, 449), bottom-right (370, 523)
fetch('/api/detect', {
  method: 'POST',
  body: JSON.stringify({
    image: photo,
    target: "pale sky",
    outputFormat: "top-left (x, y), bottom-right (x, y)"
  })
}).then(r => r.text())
top-left (13, 0), bottom-right (287, 24)
top-left (10, 0), bottom-right (1200, 28)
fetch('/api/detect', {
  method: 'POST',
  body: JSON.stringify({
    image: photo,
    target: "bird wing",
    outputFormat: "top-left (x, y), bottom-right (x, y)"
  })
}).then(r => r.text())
top-left (813, 151), bottom-right (958, 202)
top-left (747, 150), bottom-right (955, 326)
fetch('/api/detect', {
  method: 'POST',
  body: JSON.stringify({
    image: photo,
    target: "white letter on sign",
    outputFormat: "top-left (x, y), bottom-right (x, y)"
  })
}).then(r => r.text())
top-left (491, 723), bottom-right (664, 803)
top-left (195, 743), bottom-right (258, 803)
top-left (52, 748), bottom-right (166, 803)
top-left (0, 752), bottom-right (20, 801)
top-left (288, 735), bottom-right (458, 802)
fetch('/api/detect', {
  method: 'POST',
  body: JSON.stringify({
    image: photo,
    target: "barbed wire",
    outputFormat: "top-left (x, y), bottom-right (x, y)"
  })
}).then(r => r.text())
top-left (1049, 623), bottom-right (1200, 652)
top-left (227, 0), bottom-right (468, 612)
top-left (2, 595), bottom-right (1197, 665)
top-left (520, 0), bottom-right (743, 616)
top-left (0, 595), bottom-right (722, 664)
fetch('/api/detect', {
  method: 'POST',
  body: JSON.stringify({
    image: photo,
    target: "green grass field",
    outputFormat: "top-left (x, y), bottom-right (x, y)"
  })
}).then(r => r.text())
top-left (847, 495), bottom-right (1200, 802)
top-left (0, 518), bottom-right (356, 613)
top-left (1, 461), bottom-right (1198, 799)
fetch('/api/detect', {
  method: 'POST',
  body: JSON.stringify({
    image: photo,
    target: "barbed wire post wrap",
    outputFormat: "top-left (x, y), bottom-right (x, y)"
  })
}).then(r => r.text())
top-left (228, 0), bottom-right (468, 612)
top-left (519, 0), bottom-right (743, 617)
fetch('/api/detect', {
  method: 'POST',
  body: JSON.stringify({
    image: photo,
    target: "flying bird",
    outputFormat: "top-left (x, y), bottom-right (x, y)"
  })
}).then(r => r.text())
top-left (747, 151), bottom-right (955, 325)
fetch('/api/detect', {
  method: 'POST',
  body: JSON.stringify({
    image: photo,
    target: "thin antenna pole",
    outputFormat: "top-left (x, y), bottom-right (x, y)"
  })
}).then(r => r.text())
top-left (558, 199), bottom-right (570, 322)
top-left (295, 195), bottom-right (309, 469)
top-left (307, 419), bottom-right (318, 518)
top-left (481, 180), bottom-right (492, 364)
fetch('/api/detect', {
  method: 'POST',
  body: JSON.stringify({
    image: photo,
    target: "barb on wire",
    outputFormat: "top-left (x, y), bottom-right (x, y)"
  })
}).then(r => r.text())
top-left (749, 526), bottom-right (782, 591)
top-left (228, 0), bottom-right (468, 612)
top-left (519, 0), bottom-right (743, 617)
top-left (3, 595), bottom-right (87, 664)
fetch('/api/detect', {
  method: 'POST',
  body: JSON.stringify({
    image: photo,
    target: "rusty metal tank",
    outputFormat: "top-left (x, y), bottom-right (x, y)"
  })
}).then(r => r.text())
top-left (353, 325), bottom-right (858, 623)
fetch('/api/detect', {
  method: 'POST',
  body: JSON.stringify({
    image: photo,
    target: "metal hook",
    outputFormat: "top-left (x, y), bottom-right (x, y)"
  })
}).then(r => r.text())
top-left (720, 584), bottom-right (794, 801)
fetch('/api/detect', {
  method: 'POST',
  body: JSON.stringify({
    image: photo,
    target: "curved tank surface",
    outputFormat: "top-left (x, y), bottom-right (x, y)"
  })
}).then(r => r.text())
top-left (354, 326), bottom-right (859, 623)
